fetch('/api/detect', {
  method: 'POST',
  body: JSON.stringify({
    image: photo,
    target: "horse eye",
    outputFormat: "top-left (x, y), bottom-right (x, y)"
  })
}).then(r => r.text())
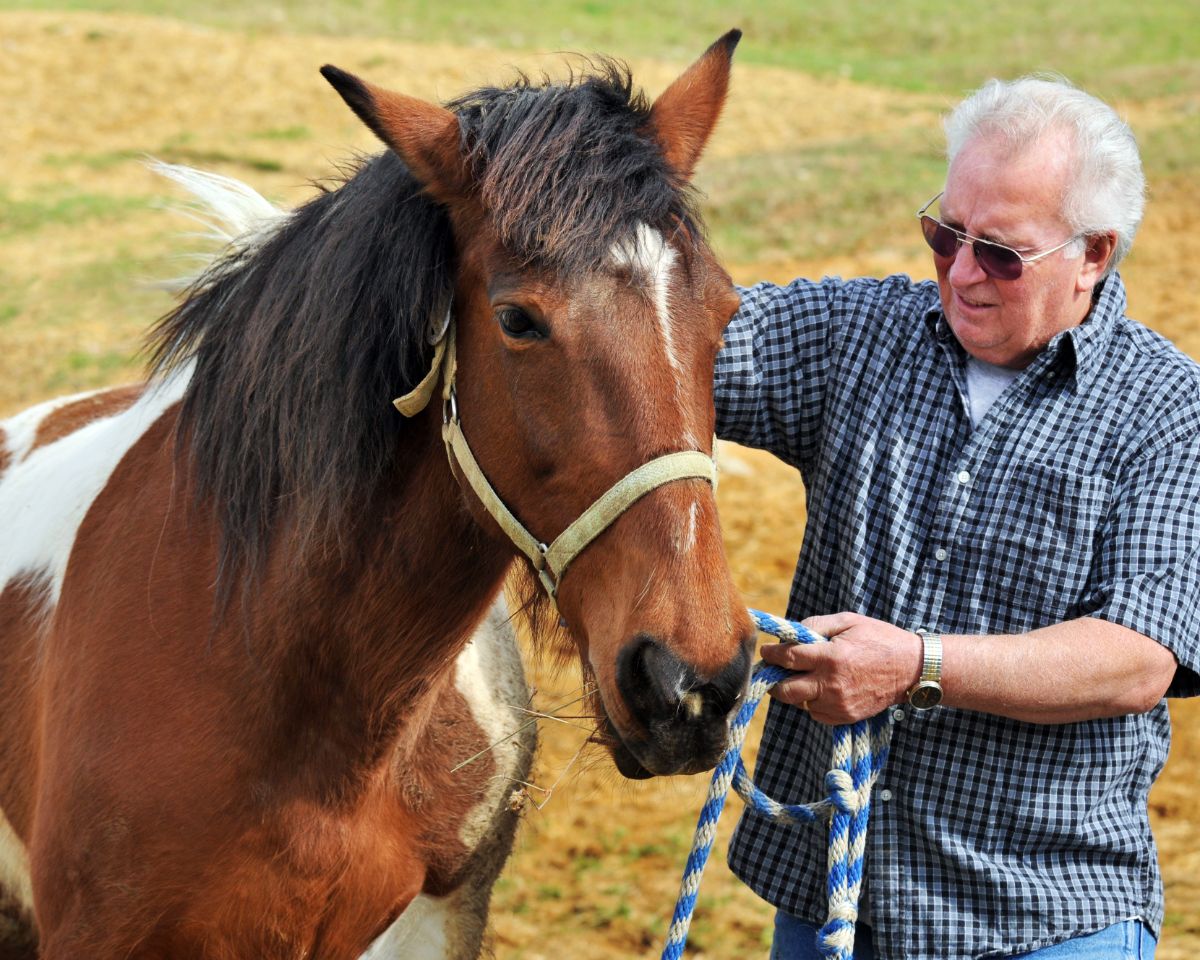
top-left (496, 307), bottom-right (543, 340)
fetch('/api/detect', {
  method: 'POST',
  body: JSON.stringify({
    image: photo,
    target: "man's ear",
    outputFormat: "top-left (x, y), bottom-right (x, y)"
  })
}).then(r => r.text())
top-left (646, 29), bottom-right (741, 183)
top-left (1078, 231), bottom-right (1118, 292)
top-left (321, 65), bottom-right (470, 203)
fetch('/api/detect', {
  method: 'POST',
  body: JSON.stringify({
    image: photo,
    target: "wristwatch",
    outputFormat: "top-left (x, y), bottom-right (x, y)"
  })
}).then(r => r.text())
top-left (907, 629), bottom-right (944, 710)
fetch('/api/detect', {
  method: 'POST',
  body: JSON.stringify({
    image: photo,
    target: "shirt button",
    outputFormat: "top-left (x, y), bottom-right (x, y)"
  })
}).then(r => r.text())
top-left (879, 789), bottom-right (893, 802)
top-left (934, 548), bottom-right (948, 562)
top-left (892, 708), bottom-right (906, 722)
top-left (956, 470), bottom-right (971, 484)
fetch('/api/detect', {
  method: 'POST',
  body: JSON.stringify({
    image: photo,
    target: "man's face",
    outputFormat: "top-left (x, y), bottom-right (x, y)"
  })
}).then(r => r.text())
top-left (935, 131), bottom-right (1109, 369)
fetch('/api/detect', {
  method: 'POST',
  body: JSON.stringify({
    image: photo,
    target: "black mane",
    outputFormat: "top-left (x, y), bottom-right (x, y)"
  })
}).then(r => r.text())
top-left (149, 153), bottom-right (453, 609)
top-left (147, 60), bottom-right (702, 606)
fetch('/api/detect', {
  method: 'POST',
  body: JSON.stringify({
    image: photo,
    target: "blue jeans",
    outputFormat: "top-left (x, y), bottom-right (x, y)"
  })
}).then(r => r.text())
top-left (770, 913), bottom-right (1157, 959)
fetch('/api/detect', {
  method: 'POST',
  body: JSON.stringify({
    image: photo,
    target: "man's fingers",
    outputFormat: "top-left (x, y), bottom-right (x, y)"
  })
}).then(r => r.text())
top-left (800, 612), bottom-right (858, 639)
top-left (760, 641), bottom-right (824, 669)
top-left (768, 674), bottom-right (819, 709)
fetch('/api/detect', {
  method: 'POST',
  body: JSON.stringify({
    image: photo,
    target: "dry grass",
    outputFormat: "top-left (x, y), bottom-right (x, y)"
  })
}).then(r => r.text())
top-left (4, 10), bottom-right (1200, 957)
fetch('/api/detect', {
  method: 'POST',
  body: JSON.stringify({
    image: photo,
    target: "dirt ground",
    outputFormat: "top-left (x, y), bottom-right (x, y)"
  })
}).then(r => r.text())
top-left (4, 11), bottom-right (1200, 958)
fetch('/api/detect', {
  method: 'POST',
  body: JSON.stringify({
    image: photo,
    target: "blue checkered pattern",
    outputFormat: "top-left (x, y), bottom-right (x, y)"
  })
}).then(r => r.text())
top-left (714, 273), bottom-right (1200, 960)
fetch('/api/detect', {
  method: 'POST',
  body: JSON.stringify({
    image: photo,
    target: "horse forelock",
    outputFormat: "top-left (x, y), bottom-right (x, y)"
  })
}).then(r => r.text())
top-left (450, 59), bottom-right (703, 275)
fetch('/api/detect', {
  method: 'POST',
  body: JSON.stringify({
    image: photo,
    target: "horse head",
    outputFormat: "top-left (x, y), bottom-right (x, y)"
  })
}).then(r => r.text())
top-left (322, 34), bottom-right (754, 779)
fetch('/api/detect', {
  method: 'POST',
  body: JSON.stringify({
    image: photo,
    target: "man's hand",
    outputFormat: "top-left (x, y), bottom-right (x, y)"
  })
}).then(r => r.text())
top-left (762, 613), bottom-right (1178, 725)
top-left (760, 612), bottom-right (923, 725)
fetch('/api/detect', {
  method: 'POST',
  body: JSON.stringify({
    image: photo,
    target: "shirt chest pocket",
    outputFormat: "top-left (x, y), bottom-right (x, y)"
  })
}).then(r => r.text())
top-left (971, 462), bottom-right (1113, 626)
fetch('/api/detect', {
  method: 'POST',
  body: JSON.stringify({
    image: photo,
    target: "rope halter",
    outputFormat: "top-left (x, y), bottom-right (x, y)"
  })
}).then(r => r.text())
top-left (393, 317), bottom-right (717, 604)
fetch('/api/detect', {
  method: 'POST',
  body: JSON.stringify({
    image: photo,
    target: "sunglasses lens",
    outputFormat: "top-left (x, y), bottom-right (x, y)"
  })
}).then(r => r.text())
top-left (974, 242), bottom-right (1023, 281)
top-left (920, 213), bottom-right (1026, 281)
top-left (920, 216), bottom-right (960, 258)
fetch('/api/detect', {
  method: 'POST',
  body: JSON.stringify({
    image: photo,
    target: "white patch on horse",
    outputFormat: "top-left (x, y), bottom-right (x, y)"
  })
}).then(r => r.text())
top-left (0, 164), bottom-right (279, 610)
top-left (352, 607), bottom-right (528, 960)
top-left (0, 804), bottom-right (33, 916)
top-left (1, 387), bottom-right (110, 466)
top-left (0, 371), bottom-right (192, 613)
top-left (452, 596), bottom-right (532, 851)
top-left (359, 599), bottom-right (531, 960)
top-left (360, 894), bottom-right (452, 959)
top-left (676, 500), bottom-right (699, 555)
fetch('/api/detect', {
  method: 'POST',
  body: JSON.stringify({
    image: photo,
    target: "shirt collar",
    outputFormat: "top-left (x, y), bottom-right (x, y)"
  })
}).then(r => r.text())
top-left (921, 273), bottom-right (1127, 394)
top-left (1057, 273), bottom-right (1126, 392)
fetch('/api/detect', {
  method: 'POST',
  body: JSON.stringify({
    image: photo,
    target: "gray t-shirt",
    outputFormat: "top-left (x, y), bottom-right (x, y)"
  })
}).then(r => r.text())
top-left (965, 354), bottom-right (1021, 427)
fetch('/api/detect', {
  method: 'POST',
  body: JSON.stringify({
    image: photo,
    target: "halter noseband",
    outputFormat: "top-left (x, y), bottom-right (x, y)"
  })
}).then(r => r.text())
top-left (393, 318), bottom-right (717, 605)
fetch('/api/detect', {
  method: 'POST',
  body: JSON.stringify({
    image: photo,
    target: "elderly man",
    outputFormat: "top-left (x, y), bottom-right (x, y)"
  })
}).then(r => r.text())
top-left (715, 76), bottom-right (1200, 959)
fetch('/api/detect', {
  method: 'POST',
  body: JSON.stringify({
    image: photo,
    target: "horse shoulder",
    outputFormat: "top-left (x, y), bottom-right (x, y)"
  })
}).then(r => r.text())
top-left (450, 596), bottom-right (534, 853)
top-left (365, 596), bottom-right (534, 960)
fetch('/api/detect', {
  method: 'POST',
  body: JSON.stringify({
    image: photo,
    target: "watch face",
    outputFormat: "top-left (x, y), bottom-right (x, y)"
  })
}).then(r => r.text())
top-left (909, 682), bottom-right (943, 710)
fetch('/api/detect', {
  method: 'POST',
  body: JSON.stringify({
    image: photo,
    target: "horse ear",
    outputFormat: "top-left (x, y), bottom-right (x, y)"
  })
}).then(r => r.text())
top-left (320, 65), bottom-right (469, 202)
top-left (647, 29), bottom-right (741, 182)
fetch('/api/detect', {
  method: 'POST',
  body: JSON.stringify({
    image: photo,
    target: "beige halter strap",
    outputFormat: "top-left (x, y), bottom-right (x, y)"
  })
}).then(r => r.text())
top-left (393, 320), bottom-right (717, 602)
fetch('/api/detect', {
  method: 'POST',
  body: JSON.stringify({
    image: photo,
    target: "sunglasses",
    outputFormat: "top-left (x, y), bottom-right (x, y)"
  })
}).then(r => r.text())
top-left (917, 192), bottom-right (1083, 281)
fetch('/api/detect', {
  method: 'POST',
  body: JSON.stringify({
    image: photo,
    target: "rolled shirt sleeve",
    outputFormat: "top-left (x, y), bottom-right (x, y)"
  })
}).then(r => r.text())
top-left (1084, 424), bottom-right (1200, 696)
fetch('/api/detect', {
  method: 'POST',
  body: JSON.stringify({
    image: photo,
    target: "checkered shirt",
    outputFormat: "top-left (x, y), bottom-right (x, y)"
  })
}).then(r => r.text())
top-left (714, 273), bottom-right (1200, 960)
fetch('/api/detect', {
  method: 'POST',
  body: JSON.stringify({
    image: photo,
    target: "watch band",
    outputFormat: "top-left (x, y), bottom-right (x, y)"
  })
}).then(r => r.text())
top-left (917, 630), bottom-right (943, 683)
top-left (907, 629), bottom-right (944, 710)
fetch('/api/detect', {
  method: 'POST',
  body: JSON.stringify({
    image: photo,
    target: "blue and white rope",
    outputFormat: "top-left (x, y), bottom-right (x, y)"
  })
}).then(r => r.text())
top-left (660, 609), bottom-right (894, 960)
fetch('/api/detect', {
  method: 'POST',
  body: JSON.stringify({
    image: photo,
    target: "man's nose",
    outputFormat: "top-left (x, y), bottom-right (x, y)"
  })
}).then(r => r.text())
top-left (947, 239), bottom-right (988, 285)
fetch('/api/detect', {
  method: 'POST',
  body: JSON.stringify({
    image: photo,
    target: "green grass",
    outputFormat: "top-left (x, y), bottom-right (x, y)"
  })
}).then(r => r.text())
top-left (159, 147), bottom-right (285, 173)
top-left (0, 190), bottom-right (152, 237)
top-left (251, 125), bottom-right (311, 141)
top-left (5, 0), bottom-right (1198, 100)
top-left (700, 127), bottom-right (948, 263)
top-left (49, 346), bottom-right (134, 383)
top-left (1140, 116), bottom-right (1200, 177)
top-left (41, 148), bottom-right (145, 171)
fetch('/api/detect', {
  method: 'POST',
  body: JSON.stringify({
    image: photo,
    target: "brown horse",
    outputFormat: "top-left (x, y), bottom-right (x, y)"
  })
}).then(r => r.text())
top-left (0, 32), bottom-right (753, 960)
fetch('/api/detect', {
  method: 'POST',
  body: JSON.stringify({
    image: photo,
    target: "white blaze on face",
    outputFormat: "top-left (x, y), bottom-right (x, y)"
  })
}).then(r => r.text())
top-left (610, 224), bottom-right (683, 386)
top-left (608, 224), bottom-right (706, 551)
top-left (681, 500), bottom-right (699, 554)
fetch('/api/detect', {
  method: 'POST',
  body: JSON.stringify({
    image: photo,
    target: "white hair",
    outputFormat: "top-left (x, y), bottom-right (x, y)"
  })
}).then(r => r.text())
top-left (944, 75), bottom-right (1145, 275)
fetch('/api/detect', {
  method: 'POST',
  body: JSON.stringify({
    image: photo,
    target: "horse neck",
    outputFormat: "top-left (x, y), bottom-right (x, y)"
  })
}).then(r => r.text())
top-left (246, 413), bottom-right (514, 787)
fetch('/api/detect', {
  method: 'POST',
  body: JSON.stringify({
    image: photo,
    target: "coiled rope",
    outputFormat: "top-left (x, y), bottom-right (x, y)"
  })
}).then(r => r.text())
top-left (660, 609), bottom-right (894, 960)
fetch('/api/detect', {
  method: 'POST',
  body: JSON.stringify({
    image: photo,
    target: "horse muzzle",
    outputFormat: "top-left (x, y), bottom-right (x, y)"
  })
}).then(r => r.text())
top-left (601, 632), bottom-right (753, 778)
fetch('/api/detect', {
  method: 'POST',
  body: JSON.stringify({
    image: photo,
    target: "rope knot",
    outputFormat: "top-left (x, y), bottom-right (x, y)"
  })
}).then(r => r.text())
top-left (818, 901), bottom-right (860, 955)
top-left (825, 768), bottom-right (860, 814)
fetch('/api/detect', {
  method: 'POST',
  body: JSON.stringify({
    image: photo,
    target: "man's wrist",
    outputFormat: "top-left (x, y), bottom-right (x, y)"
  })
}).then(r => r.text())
top-left (907, 629), bottom-right (944, 710)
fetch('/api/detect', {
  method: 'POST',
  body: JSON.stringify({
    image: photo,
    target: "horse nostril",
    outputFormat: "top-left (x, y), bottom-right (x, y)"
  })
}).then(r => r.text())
top-left (617, 635), bottom-right (749, 727)
top-left (617, 636), bottom-right (683, 721)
